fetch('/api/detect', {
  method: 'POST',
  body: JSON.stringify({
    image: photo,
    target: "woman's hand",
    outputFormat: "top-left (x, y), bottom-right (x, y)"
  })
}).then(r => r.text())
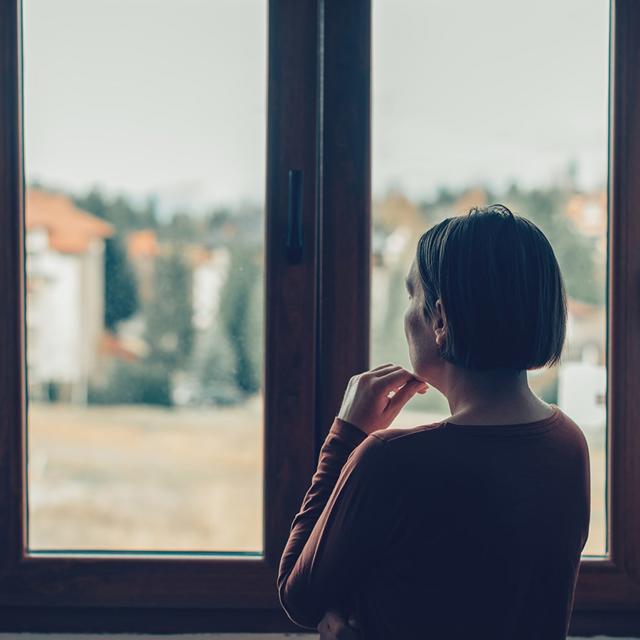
top-left (337, 363), bottom-right (428, 436)
top-left (318, 609), bottom-right (362, 639)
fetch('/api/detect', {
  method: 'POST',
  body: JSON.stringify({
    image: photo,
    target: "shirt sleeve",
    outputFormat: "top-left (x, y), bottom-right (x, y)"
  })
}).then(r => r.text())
top-left (277, 416), bottom-right (393, 629)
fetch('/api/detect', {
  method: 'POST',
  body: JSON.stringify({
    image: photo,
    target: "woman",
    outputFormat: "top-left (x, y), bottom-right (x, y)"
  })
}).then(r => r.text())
top-left (277, 204), bottom-right (591, 639)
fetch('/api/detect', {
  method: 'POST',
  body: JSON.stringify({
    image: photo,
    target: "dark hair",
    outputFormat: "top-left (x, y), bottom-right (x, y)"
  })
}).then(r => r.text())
top-left (415, 204), bottom-right (567, 371)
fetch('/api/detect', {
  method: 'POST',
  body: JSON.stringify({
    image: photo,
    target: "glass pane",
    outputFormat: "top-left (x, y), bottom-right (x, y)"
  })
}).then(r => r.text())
top-left (371, 0), bottom-right (608, 556)
top-left (24, 0), bottom-right (266, 553)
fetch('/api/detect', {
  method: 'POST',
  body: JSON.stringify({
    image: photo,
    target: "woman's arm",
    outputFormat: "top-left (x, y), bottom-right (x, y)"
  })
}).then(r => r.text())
top-left (276, 417), bottom-right (390, 629)
top-left (277, 364), bottom-right (427, 629)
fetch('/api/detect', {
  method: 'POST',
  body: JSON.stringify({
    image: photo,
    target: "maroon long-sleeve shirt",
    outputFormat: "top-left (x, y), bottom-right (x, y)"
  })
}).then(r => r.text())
top-left (277, 403), bottom-right (590, 639)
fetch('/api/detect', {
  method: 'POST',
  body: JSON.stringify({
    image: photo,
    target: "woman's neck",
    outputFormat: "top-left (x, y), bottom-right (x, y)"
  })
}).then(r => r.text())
top-left (441, 365), bottom-right (552, 425)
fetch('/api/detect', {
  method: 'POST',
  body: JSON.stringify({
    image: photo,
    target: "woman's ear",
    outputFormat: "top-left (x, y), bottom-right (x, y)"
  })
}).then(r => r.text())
top-left (432, 298), bottom-right (447, 346)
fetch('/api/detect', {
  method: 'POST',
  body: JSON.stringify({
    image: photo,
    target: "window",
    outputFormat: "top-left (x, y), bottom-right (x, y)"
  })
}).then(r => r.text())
top-left (1, 0), bottom-right (321, 631)
top-left (369, 0), bottom-right (609, 558)
top-left (1, 0), bottom-right (640, 635)
top-left (24, 0), bottom-right (266, 555)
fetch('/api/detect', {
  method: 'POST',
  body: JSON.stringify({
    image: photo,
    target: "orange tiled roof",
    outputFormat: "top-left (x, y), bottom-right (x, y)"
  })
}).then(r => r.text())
top-left (185, 244), bottom-right (212, 267)
top-left (127, 229), bottom-right (160, 259)
top-left (565, 191), bottom-right (607, 237)
top-left (26, 189), bottom-right (114, 254)
top-left (374, 189), bottom-right (421, 229)
top-left (567, 296), bottom-right (603, 318)
top-left (453, 188), bottom-right (488, 214)
top-left (99, 331), bottom-right (140, 362)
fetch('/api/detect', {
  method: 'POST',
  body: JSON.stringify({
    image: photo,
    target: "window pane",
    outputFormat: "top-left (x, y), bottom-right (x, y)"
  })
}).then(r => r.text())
top-left (24, 0), bottom-right (266, 553)
top-left (371, 0), bottom-right (608, 556)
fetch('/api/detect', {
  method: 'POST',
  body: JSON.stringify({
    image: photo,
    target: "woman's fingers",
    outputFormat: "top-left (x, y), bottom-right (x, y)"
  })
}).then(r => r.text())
top-left (376, 367), bottom-right (427, 392)
top-left (370, 362), bottom-right (401, 375)
top-left (337, 365), bottom-right (429, 434)
top-left (370, 362), bottom-right (393, 372)
top-left (387, 378), bottom-right (427, 413)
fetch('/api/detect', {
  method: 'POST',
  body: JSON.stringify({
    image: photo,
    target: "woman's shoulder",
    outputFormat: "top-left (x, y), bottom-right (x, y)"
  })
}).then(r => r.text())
top-left (368, 405), bottom-right (589, 457)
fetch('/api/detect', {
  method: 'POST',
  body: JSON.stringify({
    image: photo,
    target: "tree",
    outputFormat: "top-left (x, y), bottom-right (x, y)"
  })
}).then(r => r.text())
top-left (507, 187), bottom-right (603, 306)
top-left (104, 235), bottom-right (139, 330)
top-left (245, 256), bottom-right (264, 390)
top-left (188, 321), bottom-right (237, 397)
top-left (73, 187), bottom-right (165, 330)
top-left (218, 244), bottom-right (262, 393)
top-left (74, 187), bottom-right (159, 231)
top-left (88, 360), bottom-right (172, 407)
top-left (418, 183), bottom-right (604, 306)
top-left (157, 210), bottom-right (202, 244)
top-left (145, 252), bottom-right (194, 371)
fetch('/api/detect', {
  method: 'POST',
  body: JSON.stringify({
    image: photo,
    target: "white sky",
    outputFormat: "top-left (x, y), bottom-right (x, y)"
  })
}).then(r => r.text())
top-left (23, 0), bottom-right (609, 212)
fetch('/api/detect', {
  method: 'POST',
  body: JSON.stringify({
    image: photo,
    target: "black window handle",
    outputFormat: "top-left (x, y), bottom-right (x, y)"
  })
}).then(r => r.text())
top-left (286, 169), bottom-right (303, 264)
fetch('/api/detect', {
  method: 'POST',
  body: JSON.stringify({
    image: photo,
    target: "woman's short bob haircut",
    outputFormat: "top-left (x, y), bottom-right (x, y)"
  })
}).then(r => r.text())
top-left (416, 203), bottom-right (567, 371)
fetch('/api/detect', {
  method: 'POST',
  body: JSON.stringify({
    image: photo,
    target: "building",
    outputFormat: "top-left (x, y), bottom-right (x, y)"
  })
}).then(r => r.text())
top-left (126, 229), bottom-right (160, 304)
top-left (188, 245), bottom-right (231, 331)
top-left (25, 188), bottom-right (113, 403)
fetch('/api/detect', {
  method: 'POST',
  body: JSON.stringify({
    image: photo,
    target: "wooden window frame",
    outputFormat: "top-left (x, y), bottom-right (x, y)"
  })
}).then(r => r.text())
top-left (0, 0), bottom-right (321, 632)
top-left (1, 0), bottom-right (640, 635)
top-left (568, 0), bottom-right (640, 634)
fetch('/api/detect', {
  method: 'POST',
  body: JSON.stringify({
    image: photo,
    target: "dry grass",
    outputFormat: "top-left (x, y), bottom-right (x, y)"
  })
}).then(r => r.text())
top-left (28, 398), bottom-right (264, 552)
top-left (28, 401), bottom-right (606, 557)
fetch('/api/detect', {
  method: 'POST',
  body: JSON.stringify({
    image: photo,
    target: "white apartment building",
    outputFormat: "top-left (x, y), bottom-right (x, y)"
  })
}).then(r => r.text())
top-left (25, 189), bottom-right (113, 403)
